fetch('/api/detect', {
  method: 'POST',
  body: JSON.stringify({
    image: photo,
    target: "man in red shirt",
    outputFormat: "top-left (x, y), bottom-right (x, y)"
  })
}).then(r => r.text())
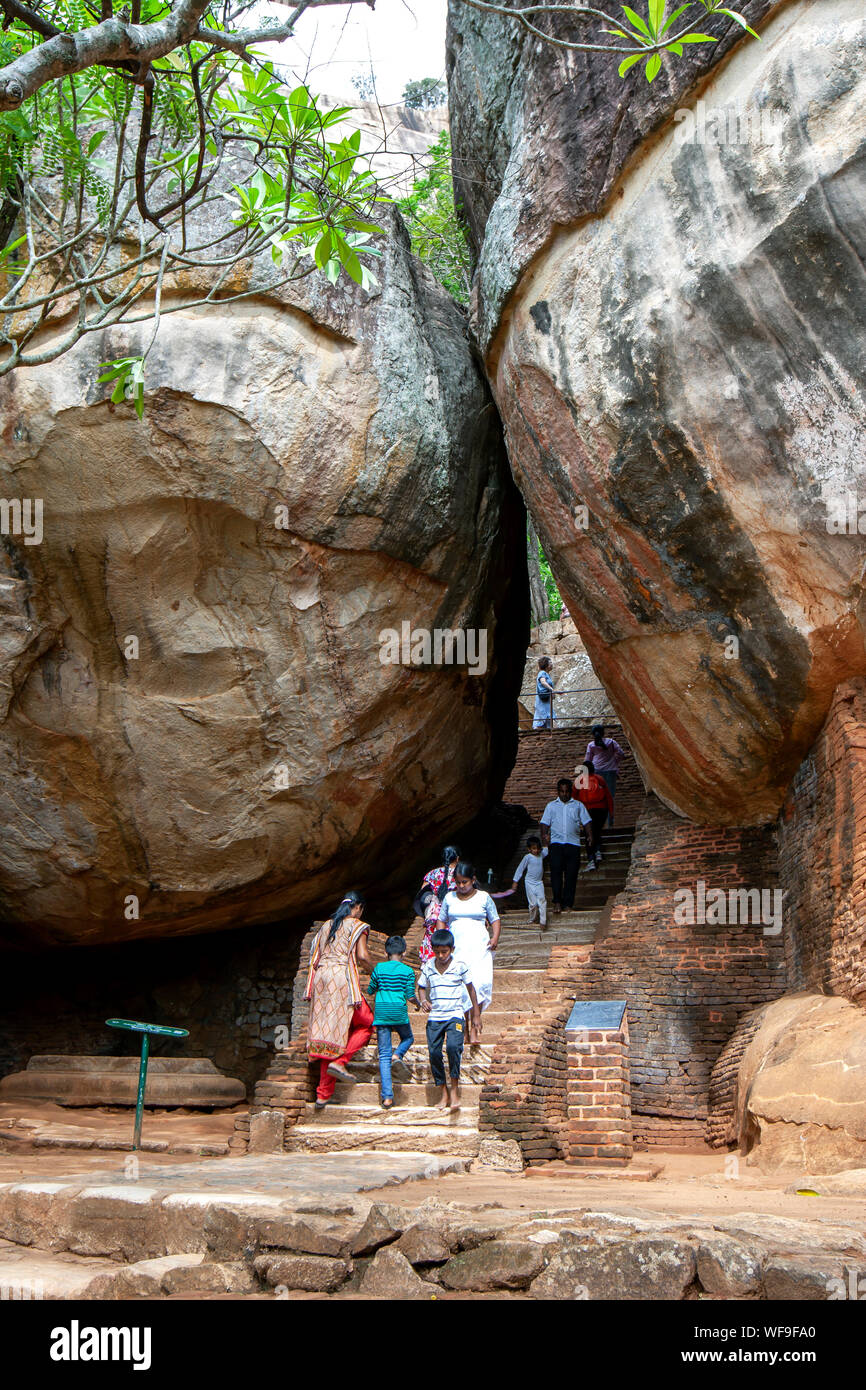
top-left (573, 761), bottom-right (614, 869)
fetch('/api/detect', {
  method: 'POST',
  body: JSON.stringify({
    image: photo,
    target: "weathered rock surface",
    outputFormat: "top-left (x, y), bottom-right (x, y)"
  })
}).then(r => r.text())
top-left (439, 1238), bottom-right (545, 1291)
top-left (448, 0), bottom-right (866, 823)
top-left (0, 213), bottom-right (525, 946)
top-left (349, 1204), bottom-right (403, 1257)
top-left (254, 1252), bottom-right (349, 1293)
top-left (533, 1235), bottom-right (696, 1301)
top-left (357, 1246), bottom-right (431, 1300)
top-left (727, 994), bottom-right (866, 1173)
top-left (394, 1223), bottom-right (452, 1265)
top-left (696, 1237), bottom-right (763, 1298)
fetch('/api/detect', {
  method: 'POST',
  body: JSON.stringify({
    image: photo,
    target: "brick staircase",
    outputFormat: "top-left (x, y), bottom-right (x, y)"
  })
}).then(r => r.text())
top-left (280, 833), bottom-right (634, 1160)
top-left (499, 826), bottom-right (635, 919)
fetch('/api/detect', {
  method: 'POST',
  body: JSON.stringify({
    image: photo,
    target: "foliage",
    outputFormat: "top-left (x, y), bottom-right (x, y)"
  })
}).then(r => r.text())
top-left (538, 543), bottom-right (564, 620)
top-left (606, 0), bottom-right (758, 83)
top-left (398, 131), bottom-right (470, 305)
top-left (0, 2), bottom-right (386, 406)
top-left (0, 0), bottom-right (766, 398)
top-left (461, 0), bottom-right (760, 83)
top-left (402, 77), bottom-right (447, 110)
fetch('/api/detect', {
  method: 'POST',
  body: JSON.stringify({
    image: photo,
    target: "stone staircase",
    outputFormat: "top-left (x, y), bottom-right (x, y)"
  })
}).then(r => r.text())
top-left (271, 823), bottom-right (636, 1160)
top-left (284, 914), bottom-right (612, 1159)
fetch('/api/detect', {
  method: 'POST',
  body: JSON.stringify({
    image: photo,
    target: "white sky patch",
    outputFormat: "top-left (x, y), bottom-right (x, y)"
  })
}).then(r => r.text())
top-left (254, 0), bottom-right (449, 104)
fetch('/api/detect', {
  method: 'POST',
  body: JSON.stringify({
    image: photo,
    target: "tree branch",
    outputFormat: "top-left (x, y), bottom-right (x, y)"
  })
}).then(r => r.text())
top-left (0, 0), bottom-right (214, 109)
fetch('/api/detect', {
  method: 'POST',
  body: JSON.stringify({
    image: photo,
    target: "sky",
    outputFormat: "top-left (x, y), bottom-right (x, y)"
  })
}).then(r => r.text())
top-left (267, 0), bottom-right (450, 105)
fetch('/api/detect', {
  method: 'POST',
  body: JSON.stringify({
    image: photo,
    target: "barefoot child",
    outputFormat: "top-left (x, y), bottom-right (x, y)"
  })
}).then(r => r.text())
top-left (511, 836), bottom-right (548, 924)
top-left (367, 935), bottom-right (420, 1110)
top-left (418, 928), bottom-right (480, 1111)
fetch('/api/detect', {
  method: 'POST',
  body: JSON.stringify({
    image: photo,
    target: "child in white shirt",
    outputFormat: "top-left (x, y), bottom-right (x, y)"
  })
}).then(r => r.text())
top-left (511, 836), bottom-right (549, 925)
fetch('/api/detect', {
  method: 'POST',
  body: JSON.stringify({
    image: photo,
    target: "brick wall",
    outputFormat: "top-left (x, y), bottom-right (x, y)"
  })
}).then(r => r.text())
top-left (778, 679), bottom-right (866, 1007)
top-left (481, 795), bottom-right (787, 1156)
top-left (502, 723), bottom-right (645, 827)
top-left (480, 996), bottom-right (574, 1163)
top-left (565, 1013), bottom-right (633, 1165)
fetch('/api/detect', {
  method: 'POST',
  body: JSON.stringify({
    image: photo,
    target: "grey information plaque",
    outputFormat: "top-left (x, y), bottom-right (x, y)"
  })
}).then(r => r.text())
top-left (566, 1000), bottom-right (627, 1032)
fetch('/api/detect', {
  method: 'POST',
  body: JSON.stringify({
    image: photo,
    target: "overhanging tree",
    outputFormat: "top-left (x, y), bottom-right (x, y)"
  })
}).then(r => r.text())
top-left (0, 0), bottom-right (762, 391)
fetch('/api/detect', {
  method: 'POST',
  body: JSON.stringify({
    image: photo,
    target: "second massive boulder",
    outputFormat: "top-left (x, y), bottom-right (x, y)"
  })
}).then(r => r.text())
top-left (448, 0), bottom-right (866, 824)
top-left (0, 216), bottom-right (526, 946)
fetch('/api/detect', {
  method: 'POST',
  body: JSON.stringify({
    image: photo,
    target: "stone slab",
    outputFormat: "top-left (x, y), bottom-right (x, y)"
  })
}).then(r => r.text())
top-left (524, 1162), bottom-right (661, 1181)
top-left (565, 1001), bottom-right (627, 1033)
top-left (0, 1056), bottom-right (245, 1108)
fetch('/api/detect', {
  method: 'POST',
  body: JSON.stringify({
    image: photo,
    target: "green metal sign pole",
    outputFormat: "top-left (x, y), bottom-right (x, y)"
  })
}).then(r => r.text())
top-left (106, 1018), bottom-right (190, 1152)
top-left (134, 1031), bottom-right (149, 1151)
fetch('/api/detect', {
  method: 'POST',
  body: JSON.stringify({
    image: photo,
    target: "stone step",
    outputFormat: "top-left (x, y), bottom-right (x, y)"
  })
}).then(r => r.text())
top-left (331, 1082), bottom-right (482, 1105)
top-left (0, 1241), bottom-right (221, 1300)
top-left (285, 1125), bottom-right (480, 1156)
top-left (302, 1102), bottom-right (478, 1128)
top-left (497, 928), bottom-right (598, 940)
top-left (348, 1050), bottom-right (493, 1084)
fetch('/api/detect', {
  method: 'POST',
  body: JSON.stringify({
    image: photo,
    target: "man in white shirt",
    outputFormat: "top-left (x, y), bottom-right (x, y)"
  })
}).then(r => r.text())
top-left (539, 778), bottom-right (593, 914)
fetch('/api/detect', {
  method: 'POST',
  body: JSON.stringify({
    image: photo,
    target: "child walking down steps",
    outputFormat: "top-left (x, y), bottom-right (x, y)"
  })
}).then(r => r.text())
top-left (418, 928), bottom-right (480, 1111)
top-left (511, 836), bottom-right (548, 925)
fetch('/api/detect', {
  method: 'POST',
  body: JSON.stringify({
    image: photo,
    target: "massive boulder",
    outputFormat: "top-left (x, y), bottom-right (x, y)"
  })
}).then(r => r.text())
top-left (716, 993), bottom-right (866, 1173)
top-left (448, 0), bottom-right (866, 823)
top-left (0, 216), bottom-right (526, 946)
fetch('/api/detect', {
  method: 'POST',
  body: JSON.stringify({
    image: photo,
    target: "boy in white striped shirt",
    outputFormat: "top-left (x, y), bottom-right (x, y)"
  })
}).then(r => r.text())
top-left (418, 928), bottom-right (480, 1111)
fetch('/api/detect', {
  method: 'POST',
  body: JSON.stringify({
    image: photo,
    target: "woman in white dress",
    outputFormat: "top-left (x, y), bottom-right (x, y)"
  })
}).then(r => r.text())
top-left (439, 860), bottom-right (501, 1044)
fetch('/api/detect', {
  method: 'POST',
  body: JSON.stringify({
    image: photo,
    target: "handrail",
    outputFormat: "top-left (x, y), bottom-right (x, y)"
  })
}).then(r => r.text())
top-left (520, 683), bottom-right (606, 698)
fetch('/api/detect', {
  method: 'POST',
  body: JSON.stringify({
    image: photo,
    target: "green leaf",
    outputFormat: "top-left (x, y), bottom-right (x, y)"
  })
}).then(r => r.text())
top-left (648, 0), bottom-right (664, 36)
top-left (345, 220), bottom-right (384, 237)
top-left (87, 130), bottom-right (107, 156)
top-left (618, 52), bottom-right (645, 75)
top-left (718, 8), bottom-right (761, 38)
top-left (0, 234), bottom-right (27, 264)
top-left (335, 233), bottom-right (363, 285)
top-left (314, 229), bottom-right (333, 270)
top-left (660, 3), bottom-right (691, 34)
top-left (677, 32), bottom-right (717, 42)
top-left (665, 40), bottom-right (683, 54)
top-left (605, 26), bottom-right (647, 43)
top-left (645, 52), bottom-right (662, 81)
top-left (622, 6), bottom-right (652, 39)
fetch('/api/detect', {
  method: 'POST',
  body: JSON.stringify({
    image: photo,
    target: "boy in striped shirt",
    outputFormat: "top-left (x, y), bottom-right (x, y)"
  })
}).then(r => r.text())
top-left (418, 928), bottom-right (480, 1111)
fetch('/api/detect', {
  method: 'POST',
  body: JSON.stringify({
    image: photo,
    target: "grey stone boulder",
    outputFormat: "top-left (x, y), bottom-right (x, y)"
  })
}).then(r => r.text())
top-left (697, 1237), bottom-right (763, 1297)
top-left (440, 1239), bottom-right (546, 1292)
top-left (395, 1224), bottom-right (452, 1266)
top-left (762, 1256), bottom-right (846, 1300)
top-left (533, 1236), bottom-right (696, 1300)
top-left (350, 1205), bottom-right (403, 1258)
top-left (358, 1247), bottom-right (432, 1300)
top-left (254, 1254), bottom-right (349, 1294)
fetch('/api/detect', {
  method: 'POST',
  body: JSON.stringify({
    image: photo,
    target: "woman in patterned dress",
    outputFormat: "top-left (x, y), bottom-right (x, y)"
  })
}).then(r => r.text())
top-left (305, 890), bottom-right (373, 1107)
top-left (417, 845), bottom-right (460, 965)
